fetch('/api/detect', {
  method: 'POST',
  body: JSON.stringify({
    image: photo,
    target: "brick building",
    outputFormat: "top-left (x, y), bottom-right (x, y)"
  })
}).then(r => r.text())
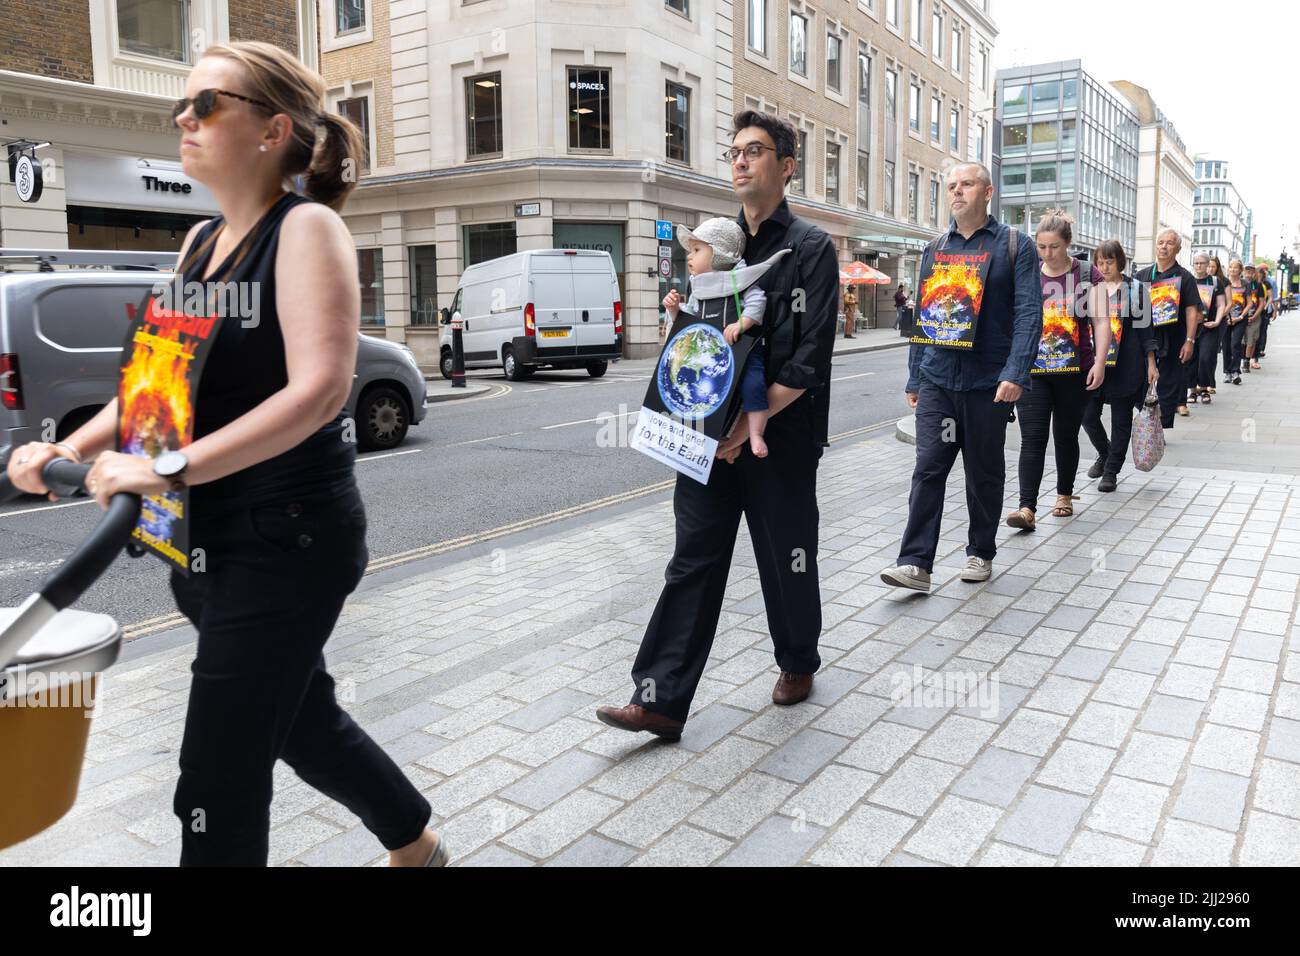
top-left (0, 0), bottom-right (315, 252)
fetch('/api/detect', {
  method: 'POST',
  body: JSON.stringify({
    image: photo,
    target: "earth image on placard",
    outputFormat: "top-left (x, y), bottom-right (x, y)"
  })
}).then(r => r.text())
top-left (657, 323), bottom-right (734, 419)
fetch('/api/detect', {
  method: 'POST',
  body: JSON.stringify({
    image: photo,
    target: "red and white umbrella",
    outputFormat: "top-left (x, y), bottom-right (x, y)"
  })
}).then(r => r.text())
top-left (839, 261), bottom-right (890, 285)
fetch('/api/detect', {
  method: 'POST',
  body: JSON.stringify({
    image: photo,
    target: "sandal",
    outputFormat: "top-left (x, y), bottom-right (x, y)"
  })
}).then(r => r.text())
top-left (1052, 494), bottom-right (1080, 517)
top-left (1006, 506), bottom-right (1036, 531)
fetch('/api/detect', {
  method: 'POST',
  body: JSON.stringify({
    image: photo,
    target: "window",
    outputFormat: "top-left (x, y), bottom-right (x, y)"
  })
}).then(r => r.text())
top-left (665, 82), bottom-right (690, 163)
top-left (358, 248), bottom-right (384, 326)
top-left (888, 0), bottom-right (900, 27)
top-left (885, 69), bottom-right (898, 121)
top-left (884, 160), bottom-right (896, 215)
top-left (951, 26), bottom-right (960, 72)
top-left (975, 118), bottom-right (986, 162)
top-left (1001, 165), bottom-right (1026, 193)
top-left (858, 51), bottom-right (872, 104)
top-left (909, 81), bottom-right (921, 131)
top-left (1031, 80), bottom-right (1059, 111)
top-left (1030, 120), bottom-right (1058, 152)
top-left (912, 0), bottom-right (924, 44)
top-left (908, 170), bottom-right (919, 222)
top-left (747, 0), bottom-right (767, 54)
top-left (790, 13), bottom-right (808, 76)
top-left (463, 222), bottom-right (517, 268)
top-left (1002, 204), bottom-right (1026, 228)
top-left (827, 34), bottom-right (842, 93)
top-left (978, 43), bottom-right (989, 90)
top-left (117, 0), bottom-right (189, 62)
top-left (568, 67), bottom-right (611, 151)
top-left (932, 11), bottom-right (943, 58)
top-left (929, 178), bottom-right (940, 226)
top-left (930, 93), bottom-right (941, 142)
top-left (665, 0), bottom-right (689, 14)
top-left (1060, 162), bottom-right (1075, 192)
top-left (950, 105), bottom-right (960, 151)
top-left (826, 140), bottom-right (841, 203)
top-left (408, 245), bottom-right (438, 326)
top-left (792, 128), bottom-right (808, 195)
top-left (338, 96), bottom-right (371, 171)
top-left (1003, 123), bottom-right (1027, 155)
top-left (336, 0), bottom-right (365, 34)
top-left (1030, 162), bottom-right (1056, 193)
top-left (856, 151), bottom-right (870, 210)
top-left (1002, 84), bottom-right (1027, 115)
top-left (465, 72), bottom-right (502, 158)
top-left (1061, 118), bottom-right (1076, 150)
top-left (1062, 77), bottom-right (1078, 110)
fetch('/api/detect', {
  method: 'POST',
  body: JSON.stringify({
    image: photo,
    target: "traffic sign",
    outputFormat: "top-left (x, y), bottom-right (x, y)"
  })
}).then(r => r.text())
top-left (656, 219), bottom-right (673, 241)
top-left (658, 257), bottom-right (672, 278)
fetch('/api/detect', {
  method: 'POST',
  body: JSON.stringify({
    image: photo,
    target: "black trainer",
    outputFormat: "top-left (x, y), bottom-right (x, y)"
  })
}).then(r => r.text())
top-left (1098, 473), bottom-right (1118, 492)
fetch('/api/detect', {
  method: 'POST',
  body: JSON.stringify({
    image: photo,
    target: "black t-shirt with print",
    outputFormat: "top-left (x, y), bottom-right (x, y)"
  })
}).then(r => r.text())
top-left (1145, 263), bottom-right (1201, 350)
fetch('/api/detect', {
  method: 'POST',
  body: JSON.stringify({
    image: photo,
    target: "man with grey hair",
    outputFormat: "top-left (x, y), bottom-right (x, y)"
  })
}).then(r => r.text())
top-left (880, 161), bottom-right (1041, 591)
top-left (1146, 229), bottom-right (1201, 428)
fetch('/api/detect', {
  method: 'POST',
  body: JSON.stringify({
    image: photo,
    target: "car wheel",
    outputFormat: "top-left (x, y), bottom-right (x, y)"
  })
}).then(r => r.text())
top-left (357, 386), bottom-right (410, 451)
top-left (503, 346), bottom-right (533, 381)
top-left (57, 407), bottom-right (100, 441)
top-left (439, 348), bottom-right (454, 380)
top-left (586, 361), bottom-right (608, 378)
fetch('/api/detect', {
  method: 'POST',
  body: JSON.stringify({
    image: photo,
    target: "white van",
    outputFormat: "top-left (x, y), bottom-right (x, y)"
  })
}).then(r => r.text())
top-left (438, 249), bottom-right (623, 381)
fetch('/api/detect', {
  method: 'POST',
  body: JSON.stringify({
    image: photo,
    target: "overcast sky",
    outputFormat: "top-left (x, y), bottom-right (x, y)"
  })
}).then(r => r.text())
top-left (992, 0), bottom-right (1297, 261)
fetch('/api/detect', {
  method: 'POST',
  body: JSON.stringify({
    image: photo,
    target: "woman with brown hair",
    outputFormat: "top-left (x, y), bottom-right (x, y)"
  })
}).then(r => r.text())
top-left (1089, 239), bottom-right (1157, 490)
top-left (1006, 210), bottom-right (1110, 529)
top-left (5, 42), bottom-right (444, 866)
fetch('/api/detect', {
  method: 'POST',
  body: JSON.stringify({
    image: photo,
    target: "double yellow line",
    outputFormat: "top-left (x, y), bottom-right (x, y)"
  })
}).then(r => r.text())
top-left (122, 418), bottom-right (896, 640)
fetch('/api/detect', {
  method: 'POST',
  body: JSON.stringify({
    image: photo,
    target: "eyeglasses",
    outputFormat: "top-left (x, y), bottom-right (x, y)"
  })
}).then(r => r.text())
top-left (171, 88), bottom-right (274, 124)
top-left (721, 143), bottom-right (778, 164)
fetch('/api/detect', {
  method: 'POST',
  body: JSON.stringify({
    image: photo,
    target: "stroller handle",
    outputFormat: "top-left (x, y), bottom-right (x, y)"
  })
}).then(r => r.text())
top-left (0, 457), bottom-right (141, 670)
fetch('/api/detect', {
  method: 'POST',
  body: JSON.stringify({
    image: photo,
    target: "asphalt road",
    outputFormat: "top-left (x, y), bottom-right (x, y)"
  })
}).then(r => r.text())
top-left (0, 345), bottom-right (911, 632)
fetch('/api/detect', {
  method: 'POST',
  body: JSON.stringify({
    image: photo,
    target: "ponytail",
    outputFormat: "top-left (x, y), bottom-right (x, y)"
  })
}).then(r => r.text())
top-left (305, 112), bottom-right (365, 211)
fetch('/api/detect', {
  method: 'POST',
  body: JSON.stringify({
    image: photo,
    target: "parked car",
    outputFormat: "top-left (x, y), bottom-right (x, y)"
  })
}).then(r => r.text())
top-left (0, 270), bottom-right (427, 468)
top-left (439, 249), bottom-right (623, 381)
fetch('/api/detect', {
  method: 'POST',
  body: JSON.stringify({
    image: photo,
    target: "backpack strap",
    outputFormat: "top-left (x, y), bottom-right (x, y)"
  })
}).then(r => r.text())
top-left (1007, 225), bottom-right (1019, 271)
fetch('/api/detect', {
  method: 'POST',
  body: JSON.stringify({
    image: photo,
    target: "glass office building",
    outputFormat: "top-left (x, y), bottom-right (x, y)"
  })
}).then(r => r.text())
top-left (994, 60), bottom-right (1138, 260)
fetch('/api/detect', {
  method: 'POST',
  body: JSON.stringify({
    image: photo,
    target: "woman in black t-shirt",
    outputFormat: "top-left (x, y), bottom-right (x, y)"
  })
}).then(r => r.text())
top-left (1189, 253), bottom-right (1227, 403)
top-left (6, 42), bottom-right (444, 867)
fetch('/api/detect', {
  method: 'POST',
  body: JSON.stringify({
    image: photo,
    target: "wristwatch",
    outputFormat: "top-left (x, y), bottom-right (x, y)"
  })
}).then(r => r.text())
top-left (153, 450), bottom-right (189, 492)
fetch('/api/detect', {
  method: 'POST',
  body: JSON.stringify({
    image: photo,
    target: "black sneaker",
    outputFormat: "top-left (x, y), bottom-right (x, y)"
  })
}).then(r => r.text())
top-left (1233, 375), bottom-right (1242, 385)
top-left (1098, 473), bottom-right (1117, 492)
top-left (1087, 455), bottom-right (1106, 479)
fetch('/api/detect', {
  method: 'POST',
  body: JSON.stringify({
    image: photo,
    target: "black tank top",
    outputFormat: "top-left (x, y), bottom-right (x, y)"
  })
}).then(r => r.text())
top-left (180, 191), bottom-right (356, 516)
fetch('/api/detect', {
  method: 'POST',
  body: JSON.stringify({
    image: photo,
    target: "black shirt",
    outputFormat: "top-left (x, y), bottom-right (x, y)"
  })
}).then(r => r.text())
top-left (182, 192), bottom-right (356, 516)
top-left (1144, 262), bottom-right (1201, 353)
top-left (735, 199), bottom-right (839, 447)
top-left (1101, 275), bottom-right (1156, 402)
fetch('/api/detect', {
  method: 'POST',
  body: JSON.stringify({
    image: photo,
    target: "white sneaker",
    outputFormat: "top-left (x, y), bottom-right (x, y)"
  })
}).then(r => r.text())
top-left (880, 564), bottom-right (931, 592)
top-left (961, 557), bottom-right (993, 582)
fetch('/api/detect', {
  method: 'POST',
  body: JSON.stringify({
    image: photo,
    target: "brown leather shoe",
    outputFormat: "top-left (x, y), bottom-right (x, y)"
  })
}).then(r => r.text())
top-left (772, 672), bottom-right (814, 706)
top-left (595, 703), bottom-right (684, 741)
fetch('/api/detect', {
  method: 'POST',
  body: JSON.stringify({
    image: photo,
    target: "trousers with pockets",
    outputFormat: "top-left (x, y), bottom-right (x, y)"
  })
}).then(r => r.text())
top-left (629, 423), bottom-right (824, 723)
top-left (167, 482), bottom-right (430, 865)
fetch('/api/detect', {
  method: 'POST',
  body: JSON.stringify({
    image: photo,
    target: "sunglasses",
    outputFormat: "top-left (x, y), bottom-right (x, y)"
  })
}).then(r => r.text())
top-left (171, 88), bottom-right (274, 124)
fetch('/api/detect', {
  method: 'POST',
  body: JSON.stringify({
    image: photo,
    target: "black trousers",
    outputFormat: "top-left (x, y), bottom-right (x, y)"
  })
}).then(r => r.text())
top-left (1097, 390), bottom-right (1145, 476)
top-left (1258, 311), bottom-right (1271, 353)
top-left (630, 429), bottom-right (824, 723)
top-left (897, 382), bottom-right (1010, 574)
top-left (1194, 325), bottom-right (1222, 390)
top-left (1224, 320), bottom-right (1247, 375)
top-left (1155, 347), bottom-right (1189, 427)
top-left (1015, 373), bottom-right (1088, 509)
top-left (168, 483), bottom-right (430, 866)
top-left (1081, 392), bottom-right (1110, 459)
